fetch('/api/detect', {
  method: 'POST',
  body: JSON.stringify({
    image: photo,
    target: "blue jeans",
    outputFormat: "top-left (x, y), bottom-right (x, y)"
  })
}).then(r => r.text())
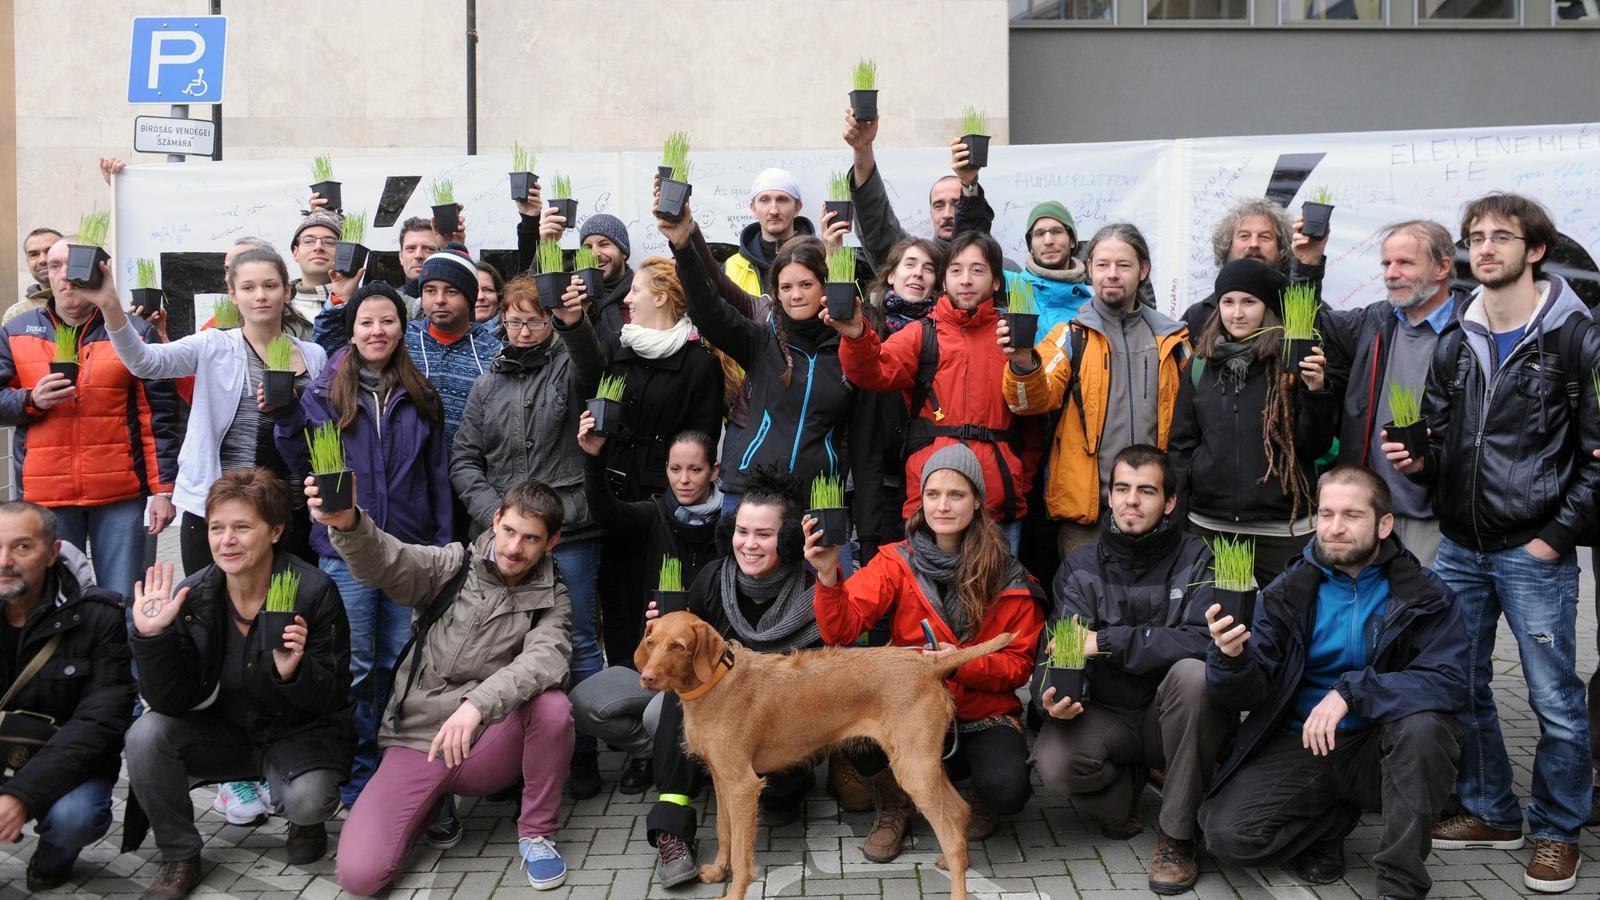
top-left (322, 557), bottom-right (412, 805)
top-left (53, 498), bottom-right (146, 599)
top-left (551, 538), bottom-right (603, 753)
top-left (1434, 536), bottom-right (1589, 842)
top-left (30, 775), bottom-right (115, 872)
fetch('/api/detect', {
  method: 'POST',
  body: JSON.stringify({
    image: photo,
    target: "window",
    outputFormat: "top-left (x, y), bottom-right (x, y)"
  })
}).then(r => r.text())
top-left (1281, 0), bottom-right (1386, 20)
top-left (1417, 0), bottom-right (1518, 17)
top-left (1011, 0), bottom-right (1114, 20)
top-left (1554, 0), bottom-right (1598, 18)
top-left (1147, 0), bottom-right (1250, 18)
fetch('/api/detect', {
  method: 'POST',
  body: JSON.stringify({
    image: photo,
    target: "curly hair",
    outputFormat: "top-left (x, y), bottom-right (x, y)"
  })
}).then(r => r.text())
top-left (1210, 198), bottom-right (1292, 272)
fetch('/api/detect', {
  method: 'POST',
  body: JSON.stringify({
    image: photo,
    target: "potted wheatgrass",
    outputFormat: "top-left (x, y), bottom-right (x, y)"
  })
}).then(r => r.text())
top-left (548, 174), bottom-right (577, 229)
top-left (959, 107), bottom-right (991, 170)
top-left (66, 210), bottom-right (111, 289)
top-left (534, 239), bottom-right (568, 311)
top-left (1300, 186), bottom-right (1335, 240)
top-left (1385, 382), bottom-right (1428, 463)
top-left (212, 297), bottom-right (242, 330)
top-left (574, 246), bottom-right (602, 302)
top-left (586, 374), bottom-right (627, 438)
top-left (806, 474), bottom-right (849, 547)
top-left (334, 210), bottom-right (370, 275)
top-left (848, 58), bottom-right (878, 122)
top-left (1281, 282), bottom-right (1320, 376)
top-left (428, 177), bottom-right (460, 236)
top-left (1210, 535), bottom-right (1258, 628)
top-left (656, 132), bottom-right (693, 221)
top-left (261, 336), bottom-right (297, 408)
top-left (309, 154), bottom-right (341, 212)
top-left (131, 258), bottom-right (164, 316)
top-left (306, 421), bottom-right (353, 513)
top-left (653, 556), bottom-right (688, 615)
top-left (259, 568), bottom-right (301, 652)
top-left (823, 170), bottom-right (855, 235)
top-left (825, 247), bottom-right (859, 321)
top-left (50, 323), bottom-right (80, 385)
top-left (1044, 617), bottom-right (1090, 707)
top-left (509, 142), bottom-right (538, 202)
top-left (1005, 279), bottom-right (1040, 348)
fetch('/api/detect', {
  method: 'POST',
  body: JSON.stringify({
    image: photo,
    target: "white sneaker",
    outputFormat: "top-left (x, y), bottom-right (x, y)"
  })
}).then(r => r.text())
top-left (212, 780), bottom-right (270, 825)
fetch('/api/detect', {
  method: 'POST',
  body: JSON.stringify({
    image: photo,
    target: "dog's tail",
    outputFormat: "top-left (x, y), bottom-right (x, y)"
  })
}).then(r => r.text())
top-left (928, 632), bottom-right (1014, 676)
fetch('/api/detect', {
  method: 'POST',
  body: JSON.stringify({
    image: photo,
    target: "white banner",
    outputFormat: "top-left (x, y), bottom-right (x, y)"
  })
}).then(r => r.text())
top-left (112, 121), bottom-right (1600, 324)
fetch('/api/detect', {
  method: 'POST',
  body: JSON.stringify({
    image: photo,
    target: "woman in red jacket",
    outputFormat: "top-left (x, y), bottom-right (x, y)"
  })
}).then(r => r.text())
top-left (806, 442), bottom-right (1044, 864)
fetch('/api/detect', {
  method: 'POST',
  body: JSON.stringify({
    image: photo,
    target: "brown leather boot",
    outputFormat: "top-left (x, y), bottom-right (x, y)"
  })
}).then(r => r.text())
top-left (1148, 828), bottom-right (1199, 895)
top-left (827, 752), bottom-right (873, 812)
top-left (861, 769), bottom-right (913, 863)
top-left (141, 855), bottom-right (202, 899)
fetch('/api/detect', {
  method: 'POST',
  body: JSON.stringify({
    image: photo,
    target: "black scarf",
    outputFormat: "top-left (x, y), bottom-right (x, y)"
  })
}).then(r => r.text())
top-left (909, 528), bottom-right (970, 640)
top-left (493, 337), bottom-right (552, 375)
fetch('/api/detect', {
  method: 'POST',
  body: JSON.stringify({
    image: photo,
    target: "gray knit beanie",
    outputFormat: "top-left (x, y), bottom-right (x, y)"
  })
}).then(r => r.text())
top-left (579, 214), bottom-right (631, 259)
top-left (921, 443), bottom-right (986, 502)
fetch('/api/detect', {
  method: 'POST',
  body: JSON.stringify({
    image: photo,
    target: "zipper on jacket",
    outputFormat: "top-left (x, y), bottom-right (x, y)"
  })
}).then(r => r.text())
top-left (1231, 382), bottom-right (1242, 522)
top-left (739, 412), bottom-right (773, 470)
top-left (1468, 338), bottom-right (1530, 549)
top-left (788, 346), bottom-right (819, 471)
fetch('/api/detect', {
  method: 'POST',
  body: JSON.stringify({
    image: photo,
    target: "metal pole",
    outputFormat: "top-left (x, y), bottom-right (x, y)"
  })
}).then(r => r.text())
top-left (466, 0), bottom-right (478, 155)
top-left (167, 104), bottom-right (189, 164)
top-left (211, 0), bottom-right (222, 160)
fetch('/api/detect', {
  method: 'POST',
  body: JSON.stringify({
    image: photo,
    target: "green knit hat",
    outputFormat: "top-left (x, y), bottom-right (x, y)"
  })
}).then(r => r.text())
top-left (1026, 201), bottom-right (1077, 247)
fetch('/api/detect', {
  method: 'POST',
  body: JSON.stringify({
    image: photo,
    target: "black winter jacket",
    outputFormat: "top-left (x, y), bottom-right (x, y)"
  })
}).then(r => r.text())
top-left (1413, 276), bottom-right (1600, 554)
top-left (0, 564), bottom-right (132, 818)
top-left (600, 340), bottom-right (726, 502)
top-left (1043, 518), bottom-right (1216, 712)
top-left (131, 554), bottom-right (354, 781)
top-left (1206, 539), bottom-right (1466, 792)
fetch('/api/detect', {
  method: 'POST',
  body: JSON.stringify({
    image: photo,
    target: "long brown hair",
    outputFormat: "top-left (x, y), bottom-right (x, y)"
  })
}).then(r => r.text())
top-left (1195, 303), bottom-right (1283, 363)
top-left (905, 480), bottom-right (1012, 641)
top-left (868, 237), bottom-right (945, 304)
top-left (769, 236), bottom-right (828, 387)
top-left (328, 287), bottom-right (443, 429)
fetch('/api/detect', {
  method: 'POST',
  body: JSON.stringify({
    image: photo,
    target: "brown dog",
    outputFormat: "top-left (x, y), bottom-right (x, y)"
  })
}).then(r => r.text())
top-left (635, 610), bottom-right (1013, 900)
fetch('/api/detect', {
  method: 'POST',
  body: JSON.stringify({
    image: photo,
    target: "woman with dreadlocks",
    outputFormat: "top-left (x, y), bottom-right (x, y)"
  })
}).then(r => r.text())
top-left (1169, 258), bottom-right (1336, 587)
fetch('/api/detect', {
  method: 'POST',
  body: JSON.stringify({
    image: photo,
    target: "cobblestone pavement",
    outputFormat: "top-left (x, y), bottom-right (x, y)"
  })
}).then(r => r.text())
top-left (3, 534), bottom-right (1596, 899)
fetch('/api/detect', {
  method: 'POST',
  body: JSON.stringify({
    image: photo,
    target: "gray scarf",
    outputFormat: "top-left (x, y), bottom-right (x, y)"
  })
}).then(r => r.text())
top-left (1211, 336), bottom-right (1256, 389)
top-left (909, 529), bottom-right (971, 640)
top-left (718, 560), bottom-right (820, 652)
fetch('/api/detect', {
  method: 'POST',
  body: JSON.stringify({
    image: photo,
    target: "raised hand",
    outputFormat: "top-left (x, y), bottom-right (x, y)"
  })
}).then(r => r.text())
top-left (133, 562), bottom-right (190, 636)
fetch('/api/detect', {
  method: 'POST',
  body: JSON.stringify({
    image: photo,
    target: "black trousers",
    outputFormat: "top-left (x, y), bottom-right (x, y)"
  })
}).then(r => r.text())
top-left (1198, 712), bottom-right (1460, 900)
top-left (846, 717), bottom-right (1032, 816)
top-left (644, 692), bottom-right (812, 845)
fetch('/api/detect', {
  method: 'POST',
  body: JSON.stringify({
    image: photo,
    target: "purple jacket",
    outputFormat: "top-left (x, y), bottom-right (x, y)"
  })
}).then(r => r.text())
top-left (274, 347), bottom-right (453, 558)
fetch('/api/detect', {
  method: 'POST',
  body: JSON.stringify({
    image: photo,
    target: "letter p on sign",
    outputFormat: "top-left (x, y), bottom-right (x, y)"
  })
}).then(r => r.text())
top-left (128, 17), bottom-right (227, 104)
top-left (147, 32), bottom-right (204, 88)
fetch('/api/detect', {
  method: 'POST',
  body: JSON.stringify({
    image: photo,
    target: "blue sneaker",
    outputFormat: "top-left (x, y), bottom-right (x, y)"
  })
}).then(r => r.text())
top-left (519, 836), bottom-right (567, 890)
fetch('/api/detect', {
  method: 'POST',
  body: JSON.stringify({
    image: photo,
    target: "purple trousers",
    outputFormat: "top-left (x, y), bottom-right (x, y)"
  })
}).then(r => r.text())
top-left (336, 690), bottom-right (574, 896)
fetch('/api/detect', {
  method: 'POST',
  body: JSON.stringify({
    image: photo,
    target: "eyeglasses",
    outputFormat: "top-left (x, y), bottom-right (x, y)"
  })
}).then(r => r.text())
top-left (297, 236), bottom-right (337, 248)
top-left (1464, 231), bottom-right (1525, 249)
top-left (504, 318), bottom-right (551, 332)
top-left (1029, 226), bottom-right (1069, 241)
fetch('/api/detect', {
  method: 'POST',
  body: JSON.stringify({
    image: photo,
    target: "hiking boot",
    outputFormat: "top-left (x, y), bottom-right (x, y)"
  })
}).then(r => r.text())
top-left (1101, 815), bottom-right (1143, 839)
top-left (1525, 838), bottom-right (1580, 893)
top-left (141, 855), bottom-right (202, 899)
top-left (1292, 837), bottom-right (1345, 884)
top-left (967, 801), bottom-right (998, 842)
top-left (619, 756), bottom-right (653, 795)
top-left (211, 781), bottom-right (268, 826)
top-left (284, 822), bottom-right (327, 865)
top-left (26, 854), bottom-right (74, 893)
top-left (654, 832), bottom-right (699, 888)
top-left (1587, 785), bottom-right (1600, 827)
top-left (861, 769), bottom-right (913, 863)
top-left (1148, 828), bottom-right (1199, 895)
top-left (568, 750), bottom-right (602, 800)
top-left (1431, 812), bottom-right (1524, 850)
top-left (827, 752), bottom-right (873, 812)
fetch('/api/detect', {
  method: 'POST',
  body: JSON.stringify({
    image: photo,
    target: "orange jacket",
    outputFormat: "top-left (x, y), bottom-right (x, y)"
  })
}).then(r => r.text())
top-left (1003, 306), bottom-right (1189, 524)
top-left (813, 540), bottom-right (1044, 722)
top-left (0, 307), bottom-right (178, 506)
top-left (839, 295), bottom-right (1031, 522)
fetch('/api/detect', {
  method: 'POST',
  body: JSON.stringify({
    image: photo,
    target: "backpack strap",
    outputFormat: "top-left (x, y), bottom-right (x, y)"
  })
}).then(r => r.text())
top-left (907, 317), bottom-right (942, 424)
top-left (390, 548), bottom-right (474, 730)
top-left (1062, 322), bottom-right (1092, 444)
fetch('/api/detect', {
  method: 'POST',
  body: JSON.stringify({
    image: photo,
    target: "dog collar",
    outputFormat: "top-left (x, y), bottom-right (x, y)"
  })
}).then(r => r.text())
top-left (677, 647), bottom-right (735, 701)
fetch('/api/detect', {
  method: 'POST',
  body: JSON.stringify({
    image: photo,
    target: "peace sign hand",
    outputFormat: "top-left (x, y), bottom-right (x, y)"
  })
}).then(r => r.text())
top-left (133, 562), bottom-right (190, 636)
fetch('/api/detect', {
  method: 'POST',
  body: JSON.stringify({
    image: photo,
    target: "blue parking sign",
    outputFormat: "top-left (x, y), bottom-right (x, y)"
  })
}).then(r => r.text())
top-left (128, 16), bottom-right (227, 104)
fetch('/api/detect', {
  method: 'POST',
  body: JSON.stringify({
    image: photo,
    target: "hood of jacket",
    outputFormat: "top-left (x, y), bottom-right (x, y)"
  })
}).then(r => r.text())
top-left (1074, 294), bottom-right (1187, 339)
top-left (737, 217), bottom-right (817, 276)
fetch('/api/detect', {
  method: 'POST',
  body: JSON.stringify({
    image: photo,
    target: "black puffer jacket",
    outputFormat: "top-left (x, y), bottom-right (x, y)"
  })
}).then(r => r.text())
top-left (1414, 275), bottom-right (1600, 554)
top-left (131, 554), bottom-right (354, 781)
top-left (0, 563), bottom-right (132, 817)
top-left (599, 339), bottom-right (726, 501)
top-left (1042, 517), bottom-right (1215, 712)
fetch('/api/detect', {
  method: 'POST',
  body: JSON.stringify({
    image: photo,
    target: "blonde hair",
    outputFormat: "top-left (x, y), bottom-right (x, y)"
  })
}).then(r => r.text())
top-left (637, 256), bottom-right (687, 321)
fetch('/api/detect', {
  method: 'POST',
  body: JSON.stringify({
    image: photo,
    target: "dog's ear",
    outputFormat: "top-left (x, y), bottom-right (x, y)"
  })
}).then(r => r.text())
top-left (690, 621), bottom-right (726, 686)
top-left (632, 617), bottom-right (658, 672)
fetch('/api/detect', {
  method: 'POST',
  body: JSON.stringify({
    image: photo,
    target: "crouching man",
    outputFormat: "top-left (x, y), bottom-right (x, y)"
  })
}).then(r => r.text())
top-left (312, 474), bottom-right (576, 894)
top-left (1198, 466), bottom-right (1466, 900)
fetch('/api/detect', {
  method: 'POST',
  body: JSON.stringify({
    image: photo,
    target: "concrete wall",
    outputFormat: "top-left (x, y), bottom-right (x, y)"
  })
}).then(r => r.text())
top-left (1010, 28), bottom-right (1600, 144)
top-left (9, 0), bottom-right (1011, 299)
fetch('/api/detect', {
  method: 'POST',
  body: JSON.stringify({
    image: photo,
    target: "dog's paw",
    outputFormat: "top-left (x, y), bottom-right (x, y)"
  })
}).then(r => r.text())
top-left (698, 862), bottom-right (728, 883)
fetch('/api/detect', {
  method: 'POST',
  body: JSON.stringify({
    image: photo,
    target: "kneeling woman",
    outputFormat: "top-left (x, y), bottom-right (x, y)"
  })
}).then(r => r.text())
top-left (808, 444), bottom-right (1043, 862)
top-left (126, 469), bottom-right (351, 897)
top-left (641, 471), bottom-right (822, 888)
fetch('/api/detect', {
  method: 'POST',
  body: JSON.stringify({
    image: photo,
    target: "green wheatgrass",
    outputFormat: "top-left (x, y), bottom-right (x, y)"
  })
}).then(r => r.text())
top-left (827, 247), bottom-right (857, 283)
top-left (212, 298), bottom-right (241, 329)
top-left (809, 474), bottom-right (845, 509)
top-left (512, 142), bottom-right (537, 174)
top-left (1389, 382), bottom-right (1423, 428)
top-left (828, 170), bottom-right (852, 203)
top-left (661, 132), bottom-right (692, 182)
top-left (551, 174), bottom-right (573, 199)
top-left (1210, 535), bottom-right (1257, 591)
top-left (309, 154), bottom-right (334, 183)
top-left (305, 421), bottom-right (348, 475)
top-left (53, 323), bottom-right (79, 363)
top-left (1307, 186), bottom-right (1334, 205)
top-left (428, 177), bottom-right (455, 206)
top-left (574, 246), bottom-right (600, 270)
top-left (961, 106), bottom-right (988, 136)
top-left (658, 557), bottom-right (684, 592)
top-left (340, 210), bottom-right (367, 244)
top-left (77, 210), bottom-right (111, 247)
top-left (594, 373), bottom-right (627, 403)
top-left (135, 258), bottom-right (159, 290)
top-left (1049, 618), bottom-right (1088, 669)
top-left (852, 59), bottom-right (877, 91)
top-left (264, 569), bottom-right (300, 614)
top-left (1009, 278), bottom-right (1038, 315)
top-left (1282, 282), bottom-right (1319, 341)
top-left (537, 239), bottom-right (565, 275)
top-left (263, 335), bottom-right (294, 371)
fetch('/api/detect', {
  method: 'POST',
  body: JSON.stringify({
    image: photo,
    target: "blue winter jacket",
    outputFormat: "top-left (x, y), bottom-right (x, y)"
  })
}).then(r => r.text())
top-left (1005, 270), bottom-right (1093, 338)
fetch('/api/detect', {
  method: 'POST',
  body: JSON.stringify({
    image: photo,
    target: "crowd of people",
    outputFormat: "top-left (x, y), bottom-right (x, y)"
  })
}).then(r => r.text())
top-left (1, 111), bottom-right (1597, 900)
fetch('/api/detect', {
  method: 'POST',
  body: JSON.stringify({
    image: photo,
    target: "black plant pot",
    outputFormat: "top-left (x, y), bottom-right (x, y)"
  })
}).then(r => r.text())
top-left (657, 165), bottom-right (675, 182)
top-left (66, 244), bottom-right (109, 289)
top-left (961, 133), bottom-right (991, 169)
top-left (1005, 312), bottom-right (1039, 348)
top-left (653, 589), bottom-right (689, 616)
top-left (334, 241), bottom-right (370, 275)
top-left (807, 507), bottom-right (849, 547)
top-left (431, 203), bottom-right (461, 236)
top-left (262, 370), bottom-right (296, 408)
top-left (849, 89), bottom-right (879, 122)
top-left (534, 271), bottom-right (570, 311)
top-left (49, 360), bottom-right (79, 386)
top-left (1301, 202), bottom-right (1335, 240)
top-left (509, 171), bottom-right (538, 202)
top-left (1045, 666), bottom-right (1087, 706)
top-left (549, 198), bottom-right (578, 228)
top-left (656, 178), bottom-right (692, 221)
top-left (823, 200), bottom-right (855, 231)
top-left (586, 397), bottom-right (625, 437)
top-left (310, 180), bottom-right (342, 211)
top-left (259, 610), bottom-right (297, 652)
top-left (825, 282), bottom-right (858, 320)
top-left (1214, 588), bottom-right (1257, 629)
top-left (130, 288), bottom-right (164, 316)
top-left (1386, 419), bottom-right (1429, 463)
top-left (576, 267), bottom-right (601, 302)
top-left (1284, 336), bottom-right (1318, 376)
top-left (315, 470), bottom-right (355, 513)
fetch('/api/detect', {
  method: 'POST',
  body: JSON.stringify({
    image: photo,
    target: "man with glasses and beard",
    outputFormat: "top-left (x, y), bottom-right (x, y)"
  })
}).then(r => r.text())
top-left (1199, 466), bottom-right (1466, 900)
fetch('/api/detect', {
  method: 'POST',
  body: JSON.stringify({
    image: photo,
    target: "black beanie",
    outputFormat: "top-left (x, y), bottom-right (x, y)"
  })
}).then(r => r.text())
top-left (1213, 259), bottom-right (1288, 317)
top-left (344, 281), bottom-right (408, 338)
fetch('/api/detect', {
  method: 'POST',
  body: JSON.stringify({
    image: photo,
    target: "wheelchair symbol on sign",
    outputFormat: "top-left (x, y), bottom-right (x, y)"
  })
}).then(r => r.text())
top-left (181, 69), bottom-right (208, 97)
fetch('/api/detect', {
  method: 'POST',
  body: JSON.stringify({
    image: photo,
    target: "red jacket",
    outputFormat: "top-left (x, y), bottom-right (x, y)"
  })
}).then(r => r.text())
top-left (839, 295), bottom-right (1031, 521)
top-left (0, 306), bottom-right (178, 506)
top-left (814, 540), bottom-right (1044, 722)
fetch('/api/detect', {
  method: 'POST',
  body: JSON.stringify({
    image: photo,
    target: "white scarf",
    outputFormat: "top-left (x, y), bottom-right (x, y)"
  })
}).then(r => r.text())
top-left (620, 317), bottom-right (693, 359)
